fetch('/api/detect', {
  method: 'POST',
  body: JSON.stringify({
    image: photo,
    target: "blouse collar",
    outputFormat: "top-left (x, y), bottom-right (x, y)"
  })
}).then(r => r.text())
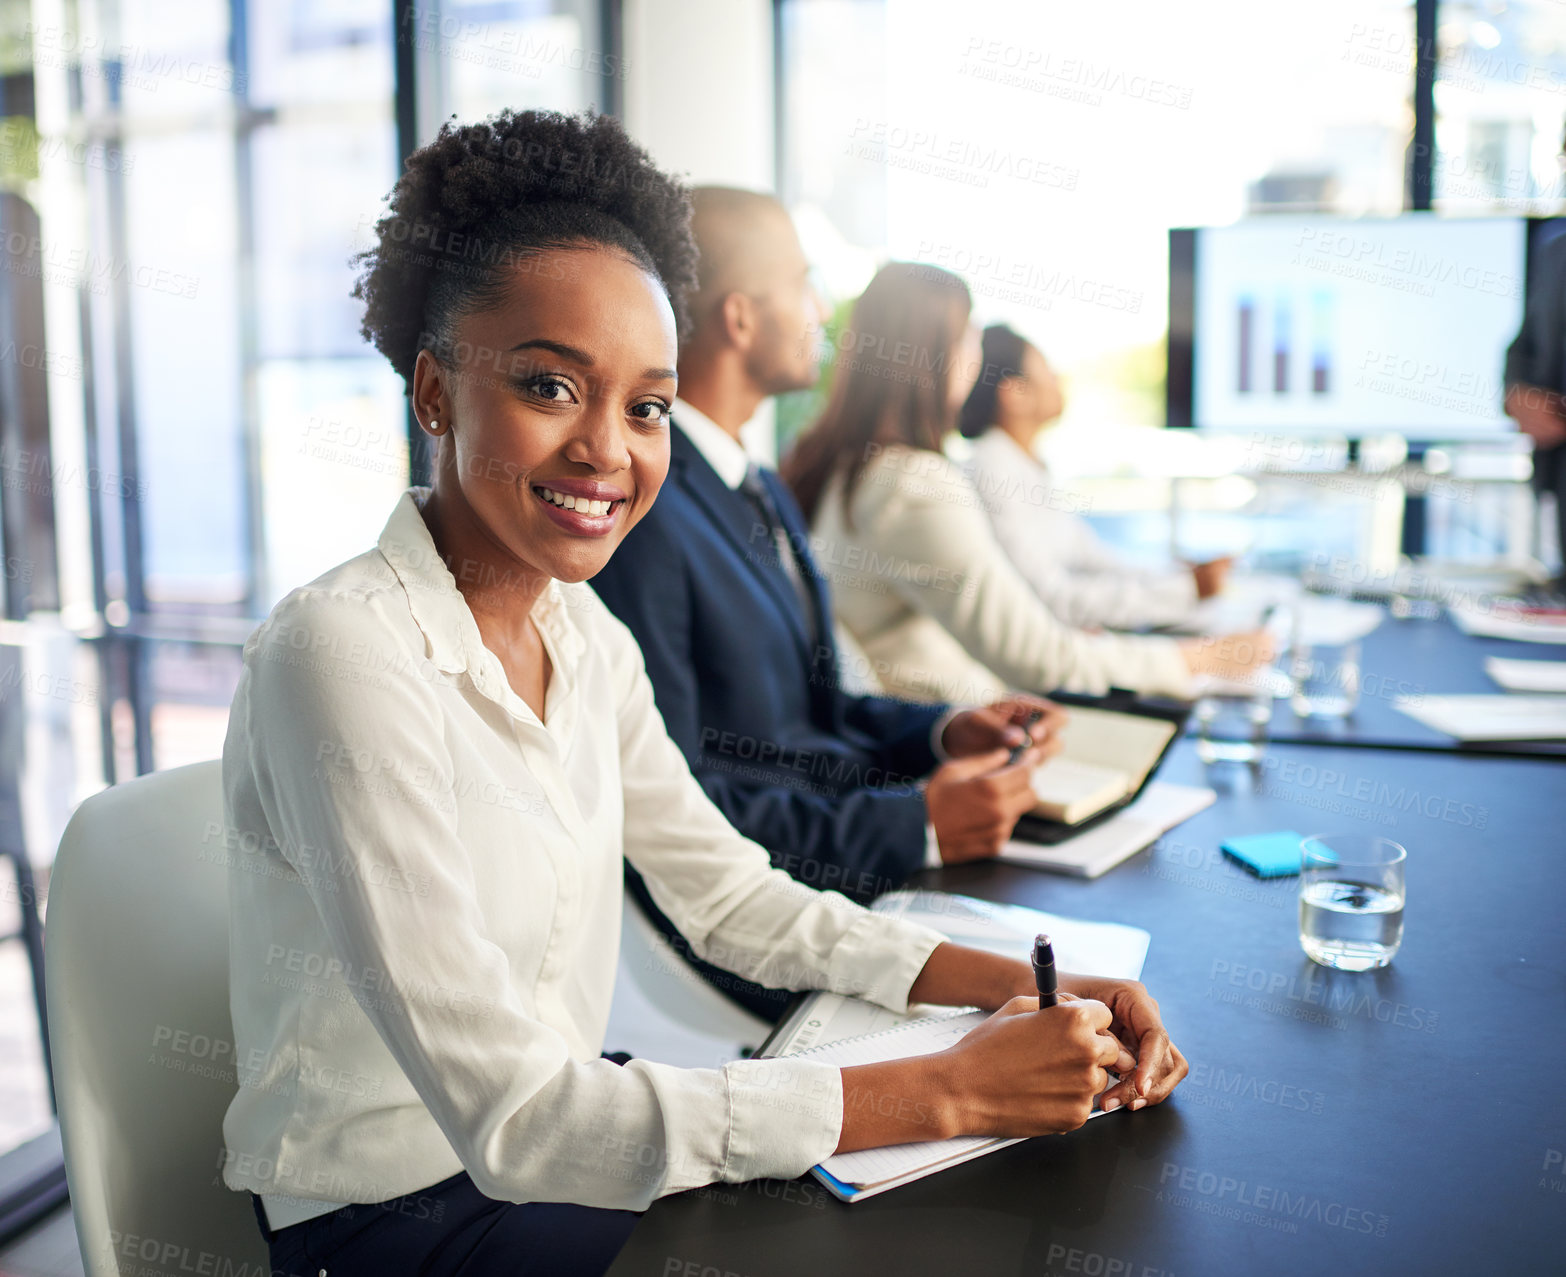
top-left (375, 488), bottom-right (585, 702)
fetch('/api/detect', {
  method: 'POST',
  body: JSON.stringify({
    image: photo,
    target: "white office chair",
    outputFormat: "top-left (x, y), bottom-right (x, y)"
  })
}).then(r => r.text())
top-left (44, 758), bottom-right (767, 1276)
top-left (45, 760), bottom-right (269, 1277)
top-left (617, 887), bottom-right (772, 1047)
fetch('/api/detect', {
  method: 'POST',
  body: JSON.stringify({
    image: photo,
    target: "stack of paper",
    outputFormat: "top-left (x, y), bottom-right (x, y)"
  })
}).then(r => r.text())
top-left (875, 890), bottom-right (1150, 978)
top-left (1449, 601), bottom-right (1566, 645)
top-left (1002, 781), bottom-right (1217, 878)
top-left (764, 890), bottom-right (1151, 1057)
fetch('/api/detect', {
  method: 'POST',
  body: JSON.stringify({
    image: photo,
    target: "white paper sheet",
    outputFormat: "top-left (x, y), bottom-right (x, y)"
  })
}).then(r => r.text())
top-left (1291, 596), bottom-right (1385, 645)
top-left (765, 892), bottom-right (1151, 1058)
top-left (875, 889), bottom-right (1150, 980)
top-left (1485, 657), bottom-right (1566, 693)
top-left (1394, 693), bottom-right (1566, 740)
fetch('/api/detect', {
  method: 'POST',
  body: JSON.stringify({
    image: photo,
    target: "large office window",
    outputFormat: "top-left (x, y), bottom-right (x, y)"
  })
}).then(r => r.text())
top-left (1433, 0), bottom-right (1566, 212)
top-left (781, 0), bottom-right (1417, 439)
top-left (0, 0), bottom-right (620, 1185)
top-left (777, 0), bottom-right (1552, 571)
top-left (24, 0), bottom-right (617, 785)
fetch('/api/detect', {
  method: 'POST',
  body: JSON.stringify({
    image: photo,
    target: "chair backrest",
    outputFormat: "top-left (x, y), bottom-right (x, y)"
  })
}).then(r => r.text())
top-left (45, 760), bottom-right (269, 1277)
top-left (618, 887), bottom-right (771, 1046)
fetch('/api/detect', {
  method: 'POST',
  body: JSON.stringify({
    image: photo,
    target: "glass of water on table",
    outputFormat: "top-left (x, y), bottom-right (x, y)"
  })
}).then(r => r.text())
top-left (1299, 834), bottom-right (1406, 970)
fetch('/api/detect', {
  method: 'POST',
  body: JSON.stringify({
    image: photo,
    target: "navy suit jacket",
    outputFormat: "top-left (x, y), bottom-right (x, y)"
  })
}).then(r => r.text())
top-left (1507, 227), bottom-right (1566, 495)
top-left (592, 422), bottom-right (948, 903)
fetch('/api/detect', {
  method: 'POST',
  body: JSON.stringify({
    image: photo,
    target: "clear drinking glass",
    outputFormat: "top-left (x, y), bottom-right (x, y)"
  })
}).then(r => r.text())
top-left (1289, 637), bottom-right (1361, 719)
top-left (1299, 834), bottom-right (1406, 971)
top-left (1194, 687), bottom-right (1272, 765)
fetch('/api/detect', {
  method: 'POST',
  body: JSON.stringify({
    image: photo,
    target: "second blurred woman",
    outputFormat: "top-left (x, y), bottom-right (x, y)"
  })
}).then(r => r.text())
top-left (783, 263), bottom-right (1269, 706)
top-left (958, 323), bottom-right (1231, 631)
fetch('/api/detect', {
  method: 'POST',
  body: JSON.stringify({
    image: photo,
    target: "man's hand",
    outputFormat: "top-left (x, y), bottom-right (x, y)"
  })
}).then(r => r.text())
top-left (1190, 556), bottom-right (1233, 601)
top-left (926, 745), bottom-right (1051, 864)
top-left (1505, 383), bottom-right (1566, 449)
top-left (940, 695), bottom-right (1067, 759)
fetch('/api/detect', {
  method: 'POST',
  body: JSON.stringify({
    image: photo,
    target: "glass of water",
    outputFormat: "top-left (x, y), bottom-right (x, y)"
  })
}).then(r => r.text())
top-left (1194, 685), bottom-right (1272, 765)
top-left (1298, 833), bottom-right (1406, 971)
top-left (1289, 637), bottom-right (1361, 719)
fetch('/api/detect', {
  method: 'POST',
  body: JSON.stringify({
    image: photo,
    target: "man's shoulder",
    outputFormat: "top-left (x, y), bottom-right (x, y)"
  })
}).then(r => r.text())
top-left (608, 473), bottom-right (735, 569)
top-left (1532, 227), bottom-right (1566, 283)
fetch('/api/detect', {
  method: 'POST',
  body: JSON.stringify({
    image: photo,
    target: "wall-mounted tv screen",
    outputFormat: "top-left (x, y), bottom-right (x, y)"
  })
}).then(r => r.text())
top-left (1167, 215), bottom-right (1556, 440)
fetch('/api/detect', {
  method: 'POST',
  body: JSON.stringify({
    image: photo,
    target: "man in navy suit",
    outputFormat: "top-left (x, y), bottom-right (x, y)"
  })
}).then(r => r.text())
top-left (592, 188), bottom-right (1060, 1018)
top-left (1505, 188), bottom-right (1566, 581)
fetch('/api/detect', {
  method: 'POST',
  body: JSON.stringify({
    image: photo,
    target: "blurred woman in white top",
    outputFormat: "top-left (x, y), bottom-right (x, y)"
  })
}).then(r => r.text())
top-left (959, 324), bottom-right (1232, 631)
top-left (219, 112), bottom-right (1188, 1277)
top-left (784, 264), bottom-right (1269, 708)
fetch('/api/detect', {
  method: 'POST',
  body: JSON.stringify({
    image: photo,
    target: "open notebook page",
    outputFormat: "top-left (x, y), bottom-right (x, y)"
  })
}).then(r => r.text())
top-left (793, 1011), bottom-right (1017, 1191)
top-left (795, 1009), bottom-right (1114, 1194)
top-left (1051, 707), bottom-right (1177, 790)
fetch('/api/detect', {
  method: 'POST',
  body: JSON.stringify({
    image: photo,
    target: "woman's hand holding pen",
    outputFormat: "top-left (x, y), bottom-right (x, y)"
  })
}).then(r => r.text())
top-left (930, 996), bottom-right (1134, 1137)
top-left (926, 952), bottom-right (1185, 1136)
top-left (833, 995), bottom-right (1132, 1154)
top-left (917, 948), bottom-right (1188, 1117)
top-left (839, 946), bottom-right (1187, 1154)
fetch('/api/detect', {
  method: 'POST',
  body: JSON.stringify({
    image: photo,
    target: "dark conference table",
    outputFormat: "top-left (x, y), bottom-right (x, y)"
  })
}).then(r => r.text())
top-left (609, 741), bottom-right (1566, 1277)
top-left (1227, 611), bottom-right (1566, 758)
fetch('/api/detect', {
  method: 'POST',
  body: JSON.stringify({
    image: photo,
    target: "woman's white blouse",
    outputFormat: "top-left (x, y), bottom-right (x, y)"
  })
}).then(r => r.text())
top-left (966, 428), bottom-right (1198, 630)
top-left (220, 489), bottom-right (945, 1224)
top-left (808, 446), bottom-right (1195, 705)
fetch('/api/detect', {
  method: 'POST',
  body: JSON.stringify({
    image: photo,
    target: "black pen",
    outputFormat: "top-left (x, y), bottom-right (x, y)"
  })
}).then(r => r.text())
top-left (1032, 934), bottom-right (1058, 1008)
top-left (1008, 709), bottom-right (1044, 765)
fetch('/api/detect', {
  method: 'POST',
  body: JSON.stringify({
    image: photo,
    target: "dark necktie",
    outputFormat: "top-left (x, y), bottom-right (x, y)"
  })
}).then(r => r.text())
top-left (739, 463), bottom-right (818, 642)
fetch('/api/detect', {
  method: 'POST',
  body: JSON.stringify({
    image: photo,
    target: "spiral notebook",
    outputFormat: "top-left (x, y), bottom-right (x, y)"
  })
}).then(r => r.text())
top-left (783, 1009), bottom-right (1116, 1203)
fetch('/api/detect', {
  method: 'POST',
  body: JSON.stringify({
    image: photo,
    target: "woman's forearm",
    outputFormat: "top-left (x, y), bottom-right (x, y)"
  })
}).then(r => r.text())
top-left (835, 1056), bottom-right (963, 1153)
top-left (906, 941), bottom-right (1033, 1010)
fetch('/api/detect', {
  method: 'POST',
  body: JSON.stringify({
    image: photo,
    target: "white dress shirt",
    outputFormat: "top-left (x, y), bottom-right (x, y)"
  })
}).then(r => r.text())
top-left (220, 488), bottom-right (946, 1228)
top-left (808, 445), bottom-right (1196, 705)
top-left (671, 397), bottom-right (751, 488)
top-left (674, 402), bottom-right (953, 868)
top-left (966, 428), bottom-right (1198, 629)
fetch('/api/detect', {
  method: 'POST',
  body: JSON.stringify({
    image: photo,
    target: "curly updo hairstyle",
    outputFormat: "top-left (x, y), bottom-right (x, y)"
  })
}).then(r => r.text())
top-left (354, 109), bottom-right (699, 393)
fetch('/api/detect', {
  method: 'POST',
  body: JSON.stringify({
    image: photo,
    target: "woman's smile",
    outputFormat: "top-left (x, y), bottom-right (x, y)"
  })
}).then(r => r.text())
top-left (529, 476), bottom-right (630, 537)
